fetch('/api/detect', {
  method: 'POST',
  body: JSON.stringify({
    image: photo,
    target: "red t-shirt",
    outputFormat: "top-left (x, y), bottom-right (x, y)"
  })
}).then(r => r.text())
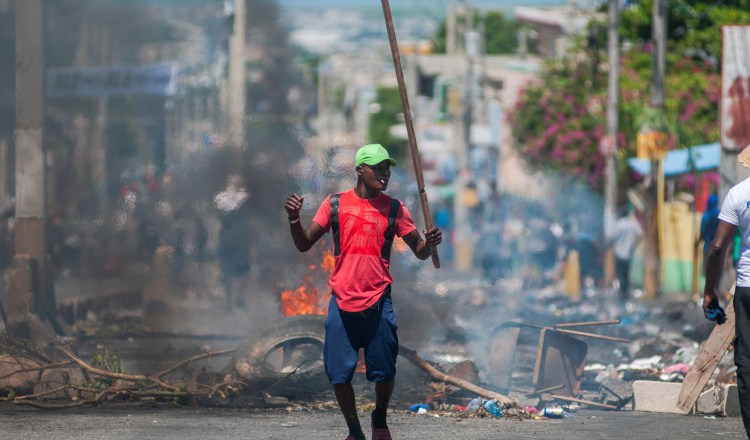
top-left (312, 189), bottom-right (417, 312)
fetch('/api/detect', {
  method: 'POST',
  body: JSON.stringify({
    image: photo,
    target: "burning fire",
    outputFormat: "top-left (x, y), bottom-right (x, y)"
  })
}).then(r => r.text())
top-left (280, 247), bottom-right (366, 373)
top-left (280, 249), bottom-right (335, 317)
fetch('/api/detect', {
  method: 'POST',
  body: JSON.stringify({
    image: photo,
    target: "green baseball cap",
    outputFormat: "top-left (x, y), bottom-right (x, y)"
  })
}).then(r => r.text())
top-left (355, 144), bottom-right (397, 167)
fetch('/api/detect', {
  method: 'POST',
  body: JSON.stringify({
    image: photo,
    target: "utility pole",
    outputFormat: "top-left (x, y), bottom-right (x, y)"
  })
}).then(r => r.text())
top-left (9, 0), bottom-right (51, 337)
top-left (602, 0), bottom-right (619, 287)
top-left (603, 0), bottom-right (619, 241)
top-left (225, 0), bottom-right (246, 149)
top-left (454, 1), bottom-right (475, 272)
top-left (446, 1), bottom-right (456, 55)
top-left (644, 0), bottom-right (667, 299)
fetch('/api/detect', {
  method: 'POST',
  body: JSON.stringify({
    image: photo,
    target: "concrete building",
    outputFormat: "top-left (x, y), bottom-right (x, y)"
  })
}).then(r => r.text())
top-left (398, 54), bottom-right (545, 199)
top-left (514, 5), bottom-right (603, 58)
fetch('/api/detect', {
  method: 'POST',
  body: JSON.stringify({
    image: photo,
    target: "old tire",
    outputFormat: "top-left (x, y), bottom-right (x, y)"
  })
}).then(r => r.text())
top-left (231, 314), bottom-right (328, 397)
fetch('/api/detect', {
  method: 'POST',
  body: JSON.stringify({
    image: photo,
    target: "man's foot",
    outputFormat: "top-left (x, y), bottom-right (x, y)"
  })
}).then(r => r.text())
top-left (345, 420), bottom-right (365, 440)
top-left (371, 407), bottom-right (387, 429)
top-left (371, 407), bottom-right (390, 439)
top-left (371, 427), bottom-right (393, 440)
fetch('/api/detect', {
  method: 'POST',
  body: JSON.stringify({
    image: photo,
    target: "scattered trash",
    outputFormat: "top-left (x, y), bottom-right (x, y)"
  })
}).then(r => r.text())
top-left (467, 397), bottom-right (483, 411)
top-left (663, 363), bottom-right (690, 375)
top-left (541, 407), bottom-right (570, 419)
top-left (483, 399), bottom-right (503, 418)
top-left (408, 403), bottom-right (429, 413)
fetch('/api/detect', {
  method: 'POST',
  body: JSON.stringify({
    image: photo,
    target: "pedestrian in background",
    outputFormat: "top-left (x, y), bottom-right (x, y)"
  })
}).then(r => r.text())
top-left (284, 143), bottom-right (441, 440)
top-left (611, 208), bottom-right (642, 300)
top-left (214, 174), bottom-right (251, 309)
top-left (702, 145), bottom-right (750, 438)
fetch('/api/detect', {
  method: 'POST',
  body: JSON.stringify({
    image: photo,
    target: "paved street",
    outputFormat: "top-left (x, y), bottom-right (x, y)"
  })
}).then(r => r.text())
top-left (0, 404), bottom-right (746, 440)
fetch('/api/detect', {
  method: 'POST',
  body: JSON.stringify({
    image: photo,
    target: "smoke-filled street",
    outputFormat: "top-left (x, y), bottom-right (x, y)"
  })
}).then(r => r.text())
top-left (2, 0), bottom-right (750, 439)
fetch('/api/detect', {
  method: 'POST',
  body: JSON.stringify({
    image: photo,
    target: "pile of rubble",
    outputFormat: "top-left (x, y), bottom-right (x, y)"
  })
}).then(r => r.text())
top-left (0, 278), bottom-right (741, 420)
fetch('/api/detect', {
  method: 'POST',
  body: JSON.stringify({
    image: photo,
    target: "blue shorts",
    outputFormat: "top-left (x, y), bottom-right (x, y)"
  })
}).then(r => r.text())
top-left (324, 290), bottom-right (399, 384)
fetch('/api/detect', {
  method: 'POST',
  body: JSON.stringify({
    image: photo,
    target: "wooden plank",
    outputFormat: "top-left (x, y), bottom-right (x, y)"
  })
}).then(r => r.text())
top-left (399, 346), bottom-right (514, 406)
top-left (554, 320), bottom-right (620, 328)
top-left (676, 291), bottom-right (735, 413)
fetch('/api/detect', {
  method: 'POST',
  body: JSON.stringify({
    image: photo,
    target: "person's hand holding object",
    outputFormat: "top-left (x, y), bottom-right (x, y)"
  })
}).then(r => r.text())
top-left (704, 297), bottom-right (727, 325)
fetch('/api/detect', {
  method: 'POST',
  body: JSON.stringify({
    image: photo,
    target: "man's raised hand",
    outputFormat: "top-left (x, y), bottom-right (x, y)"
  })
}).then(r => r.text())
top-left (285, 193), bottom-right (304, 220)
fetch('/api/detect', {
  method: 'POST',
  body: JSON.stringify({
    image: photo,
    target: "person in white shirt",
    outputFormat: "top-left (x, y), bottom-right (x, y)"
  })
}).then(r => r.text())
top-left (611, 208), bottom-right (642, 299)
top-left (703, 144), bottom-right (750, 438)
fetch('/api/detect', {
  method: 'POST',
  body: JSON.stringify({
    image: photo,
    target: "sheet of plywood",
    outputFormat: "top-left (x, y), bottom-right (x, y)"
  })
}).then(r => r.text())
top-left (676, 296), bottom-right (736, 413)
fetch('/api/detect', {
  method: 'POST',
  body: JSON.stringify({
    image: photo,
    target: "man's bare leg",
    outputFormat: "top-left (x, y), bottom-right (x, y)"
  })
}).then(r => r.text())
top-left (334, 383), bottom-right (365, 440)
top-left (373, 380), bottom-right (394, 429)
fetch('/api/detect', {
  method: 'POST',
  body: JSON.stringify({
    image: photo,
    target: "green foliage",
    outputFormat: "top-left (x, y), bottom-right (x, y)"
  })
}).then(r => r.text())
top-left (90, 346), bottom-right (123, 386)
top-left (618, 49), bottom-right (719, 149)
top-left (510, 40), bottom-right (720, 190)
top-left (366, 87), bottom-right (406, 160)
top-left (509, 44), bottom-right (608, 188)
top-left (431, 10), bottom-right (520, 55)
top-left (481, 11), bottom-right (520, 54)
top-left (432, 20), bottom-right (448, 53)
top-left (620, 0), bottom-right (750, 62)
top-left (508, 0), bottom-right (740, 188)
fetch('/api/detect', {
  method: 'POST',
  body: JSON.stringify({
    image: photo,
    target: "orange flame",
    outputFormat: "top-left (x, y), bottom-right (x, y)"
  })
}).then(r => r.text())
top-left (321, 250), bottom-right (335, 274)
top-left (280, 249), bottom-right (336, 317)
top-left (281, 248), bottom-right (366, 372)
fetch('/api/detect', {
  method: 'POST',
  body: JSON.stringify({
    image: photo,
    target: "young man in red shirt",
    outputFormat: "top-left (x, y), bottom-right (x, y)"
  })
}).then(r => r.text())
top-left (284, 144), bottom-right (442, 440)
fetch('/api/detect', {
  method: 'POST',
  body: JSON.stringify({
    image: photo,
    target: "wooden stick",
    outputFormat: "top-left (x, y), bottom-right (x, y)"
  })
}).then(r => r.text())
top-left (399, 346), bottom-right (514, 406)
top-left (547, 394), bottom-right (618, 410)
top-left (381, 0), bottom-right (439, 268)
top-left (0, 360), bottom-right (74, 381)
top-left (530, 384), bottom-right (566, 395)
top-left (156, 349), bottom-right (236, 379)
top-left (555, 328), bottom-right (630, 343)
top-left (554, 320), bottom-right (620, 328)
top-left (60, 347), bottom-right (178, 391)
top-left (12, 399), bottom-right (95, 410)
top-left (509, 384), bottom-right (565, 396)
top-left (1, 385), bottom-right (68, 401)
top-left (677, 283), bottom-right (736, 413)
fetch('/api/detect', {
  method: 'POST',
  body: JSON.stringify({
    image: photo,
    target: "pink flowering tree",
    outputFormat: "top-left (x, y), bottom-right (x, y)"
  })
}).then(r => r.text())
top-left (510, 40), bottom-right (720, 191)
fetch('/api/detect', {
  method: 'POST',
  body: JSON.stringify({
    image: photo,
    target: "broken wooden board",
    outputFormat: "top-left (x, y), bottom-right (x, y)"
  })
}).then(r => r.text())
top-left (676, 296), bottom-right (735, 413)
top-left (399, 346), bottom-right (515, 406)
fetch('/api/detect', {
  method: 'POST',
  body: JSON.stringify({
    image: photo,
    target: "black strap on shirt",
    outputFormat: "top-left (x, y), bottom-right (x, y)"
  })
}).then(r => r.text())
top-left (330, 193), bottom-right (341, 256)
top-left (381, 198), bottom-right (400, 259)
top-left (330, 193), bottom-right (401, 261)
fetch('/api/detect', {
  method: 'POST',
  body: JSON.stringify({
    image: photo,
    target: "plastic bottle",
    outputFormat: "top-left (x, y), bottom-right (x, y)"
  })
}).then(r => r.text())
top-left (408, 403), bottom-right (429, 413)
top-left (483, 399), bottom-right (503, 418)
top-left (541, 407), bottom-right (570, 419)
top-left (467, 397), bottom-right (483, 411)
